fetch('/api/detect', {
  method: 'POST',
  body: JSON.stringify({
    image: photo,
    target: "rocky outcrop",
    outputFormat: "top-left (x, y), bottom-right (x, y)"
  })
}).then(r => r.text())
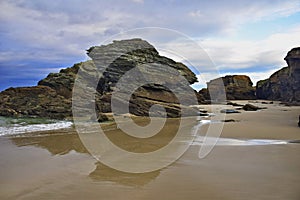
top-left (256, 47), bottom-right (300, 103)
top-left (285, 47), bottom-right (300, 102)
top-left (0, 39), bottom-right (199, 119)
top-left (38, 62), bottom-right (82, 98)
top-left (256, 67), bottom-right (290, 100)
top-left (199, 75), bottom-right (256, 100)
top-left (0, 86), bottom-right (71, 119)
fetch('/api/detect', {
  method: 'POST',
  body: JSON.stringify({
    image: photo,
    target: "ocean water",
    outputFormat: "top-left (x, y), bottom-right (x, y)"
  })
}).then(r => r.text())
top-left (0, 116), bottom-right (73, 136)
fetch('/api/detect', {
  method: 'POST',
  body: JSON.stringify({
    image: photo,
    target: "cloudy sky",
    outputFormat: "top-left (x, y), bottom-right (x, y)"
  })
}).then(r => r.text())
top-left (1, 0), bottom-right (300, 91)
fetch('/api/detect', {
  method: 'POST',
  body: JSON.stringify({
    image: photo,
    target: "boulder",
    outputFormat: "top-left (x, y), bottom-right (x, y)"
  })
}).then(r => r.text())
top-left (242, 104), bottom-right (266, 111)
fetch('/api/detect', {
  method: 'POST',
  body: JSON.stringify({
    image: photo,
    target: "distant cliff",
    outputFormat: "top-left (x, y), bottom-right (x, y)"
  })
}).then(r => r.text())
top-left (256, 47), bottom-right (300, 103)
top-left (199, 75), bottom-right (256, 100)
top-left (0, 39), bottom-right (200, 119)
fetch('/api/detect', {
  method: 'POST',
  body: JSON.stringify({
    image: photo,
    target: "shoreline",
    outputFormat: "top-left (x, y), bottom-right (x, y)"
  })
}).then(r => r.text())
top-left (2, 100), bottom-right (299, 140)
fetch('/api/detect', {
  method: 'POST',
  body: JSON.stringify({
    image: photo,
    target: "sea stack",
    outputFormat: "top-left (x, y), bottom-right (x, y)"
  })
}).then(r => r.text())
top-left (0, 39), bottom-right (199, 119)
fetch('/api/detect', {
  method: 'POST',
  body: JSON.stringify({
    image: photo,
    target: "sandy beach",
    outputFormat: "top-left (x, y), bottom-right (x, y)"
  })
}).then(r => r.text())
top-left (0, 101), bottom-right (300, 200)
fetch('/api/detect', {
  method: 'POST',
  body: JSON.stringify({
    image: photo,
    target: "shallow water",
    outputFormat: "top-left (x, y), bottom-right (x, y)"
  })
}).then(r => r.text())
top-left (192, 136), bottom-right (290, 146)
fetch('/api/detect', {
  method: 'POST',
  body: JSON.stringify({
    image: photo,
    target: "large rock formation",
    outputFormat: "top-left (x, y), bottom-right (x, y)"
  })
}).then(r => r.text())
top-left (199, 75), bottom-right (256, 100)
top-left (256, 47), bottom-right (300, 103)
top-left (0, 39), bottom-right (200, 119)
top-left (86, 39), bottom-right (199, 118)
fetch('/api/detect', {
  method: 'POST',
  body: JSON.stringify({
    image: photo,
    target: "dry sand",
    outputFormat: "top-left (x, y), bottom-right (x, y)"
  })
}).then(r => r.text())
top-left (0, 101), bottom-right (300, 200)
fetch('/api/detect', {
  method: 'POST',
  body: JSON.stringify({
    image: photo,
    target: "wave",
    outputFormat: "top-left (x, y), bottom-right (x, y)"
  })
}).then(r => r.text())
top-left (0, 117), bottom-right (73, 136)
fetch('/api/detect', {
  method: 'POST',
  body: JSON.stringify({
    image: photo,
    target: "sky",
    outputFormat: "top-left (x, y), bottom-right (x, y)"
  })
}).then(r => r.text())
top-left (1, 0), bottom-right (300, 91)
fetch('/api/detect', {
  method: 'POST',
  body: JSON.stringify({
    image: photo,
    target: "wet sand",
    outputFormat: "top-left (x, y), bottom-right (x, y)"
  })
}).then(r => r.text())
top-left (199, 101), bottom-right (300, 140)
top-left (0, 101), bottom-right (300, 199)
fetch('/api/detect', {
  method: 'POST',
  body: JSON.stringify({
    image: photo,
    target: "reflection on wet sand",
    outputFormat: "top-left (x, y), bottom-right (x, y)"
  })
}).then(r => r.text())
top-left (9, 129), bottom-right (162, 187)
top-left (90, 162), bottom-right (160, 187)
top-left (102, 117), bottom-right (181, 153)
top-left (11, 130), bottom-right (88, 155)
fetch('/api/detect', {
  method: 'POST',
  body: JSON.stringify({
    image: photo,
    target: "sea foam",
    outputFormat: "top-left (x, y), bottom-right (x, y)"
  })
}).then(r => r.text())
top-left (0, 117), bottom-right (73, 136)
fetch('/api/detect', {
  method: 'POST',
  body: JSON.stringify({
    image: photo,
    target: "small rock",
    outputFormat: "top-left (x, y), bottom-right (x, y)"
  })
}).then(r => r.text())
top-left (221, 119), bottom-right (236, 122)
top-left (227, 102), bottom-right (244, 106)
top-left (198, 109), bottom-right (208, 113)
top-left (242, 104), bottom-right (266, 111)
top-left (199, 112), bottom-right (209, 116)
top-left (220, 109), bottom-right (241, 114)
top-left (97, 113), bottom-right (109, 122)
top-left (298, 115), bottom-right (300, 127)
top-left (261, 101), bottom-right (274, 104)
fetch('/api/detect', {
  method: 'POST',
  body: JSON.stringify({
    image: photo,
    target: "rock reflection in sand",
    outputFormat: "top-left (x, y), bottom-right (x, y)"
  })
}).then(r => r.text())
top-left (9, 131), bottom-right (161, 187)
top-left (10, 130), bottom-right (88, 155)
top-left (89, 162), bottom-right (160, 187)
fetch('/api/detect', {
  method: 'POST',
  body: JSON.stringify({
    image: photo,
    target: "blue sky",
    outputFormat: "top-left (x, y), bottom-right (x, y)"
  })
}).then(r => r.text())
top-left (0, 0), bottom-right (300, 91)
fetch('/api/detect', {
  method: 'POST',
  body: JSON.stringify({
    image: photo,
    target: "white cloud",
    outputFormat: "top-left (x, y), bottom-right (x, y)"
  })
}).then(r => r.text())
top-left (186, 0), bottom-right (300, 36)
top-left (199, 25), bottom-right (300, 71)
top-left (130, 0), bottom-right (144, 3)
top-left (152, 25), bottom-right (299, 80)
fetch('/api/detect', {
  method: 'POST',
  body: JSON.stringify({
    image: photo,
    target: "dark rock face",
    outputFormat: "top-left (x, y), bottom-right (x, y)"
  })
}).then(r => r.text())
top-left (199, 75), bottom-right (256, 100)
top-left (256, 47), bottom-right (300, 102)
top-left (38, 62), bottom-right (81, 98)
top-left (256, 67), bottom-right (290, 100)
top-left (0, 39), bottom-right (199, 119)
top-left (0, 86), bottom-right (71, 119)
